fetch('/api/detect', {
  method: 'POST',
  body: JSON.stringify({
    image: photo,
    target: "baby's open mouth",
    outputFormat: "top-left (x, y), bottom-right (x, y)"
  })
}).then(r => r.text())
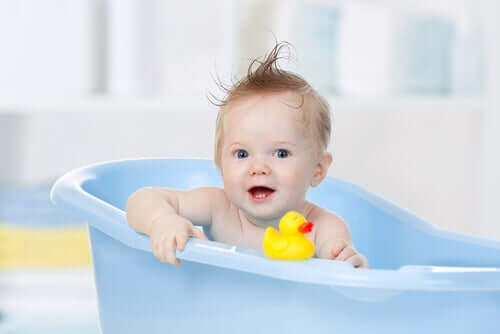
top-left (248, 186), bottom-right (275, 201)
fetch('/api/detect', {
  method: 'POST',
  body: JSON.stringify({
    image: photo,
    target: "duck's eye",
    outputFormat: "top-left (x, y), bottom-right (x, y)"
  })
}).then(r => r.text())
top-left (234, 150), bottom-right (248, 159)
top-left (275, 149), bottom-right (289, 158)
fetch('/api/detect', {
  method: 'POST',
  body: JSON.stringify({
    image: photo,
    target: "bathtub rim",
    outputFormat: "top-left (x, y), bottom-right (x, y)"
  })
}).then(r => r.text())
top-left (51, 157), bottom-right (500, 292)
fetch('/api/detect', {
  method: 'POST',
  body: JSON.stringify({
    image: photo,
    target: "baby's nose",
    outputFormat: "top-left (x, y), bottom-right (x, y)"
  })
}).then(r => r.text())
top-left (248, 160), bottom-right (271, 176)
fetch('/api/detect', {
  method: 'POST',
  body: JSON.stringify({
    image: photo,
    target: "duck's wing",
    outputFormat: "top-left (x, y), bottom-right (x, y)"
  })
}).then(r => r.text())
top-left (264, 228), bottom-right (289, 252)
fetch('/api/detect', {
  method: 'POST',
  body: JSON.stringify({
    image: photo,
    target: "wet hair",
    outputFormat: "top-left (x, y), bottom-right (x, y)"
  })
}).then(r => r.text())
top-left (210, 41), bottom-right (331, 169)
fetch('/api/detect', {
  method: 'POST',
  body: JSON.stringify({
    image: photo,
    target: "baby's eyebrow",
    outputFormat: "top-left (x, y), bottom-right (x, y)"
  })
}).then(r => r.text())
top-left (228, 141), bottom-right (296, 149)
top-left (228, 142), bottom-right (243, 148)
top-left (274, 141), bottom-right (296, 146)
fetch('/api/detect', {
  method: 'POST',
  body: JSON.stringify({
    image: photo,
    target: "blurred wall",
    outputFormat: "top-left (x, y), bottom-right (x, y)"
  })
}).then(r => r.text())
top-left (0, 114), bottom-right (26, 184)
top-left (333, 110), bottom-right (481, 236)
top-left (478, 0), bottom-right (500, 240)
top-left (0, 0), bottom-right (97, 103)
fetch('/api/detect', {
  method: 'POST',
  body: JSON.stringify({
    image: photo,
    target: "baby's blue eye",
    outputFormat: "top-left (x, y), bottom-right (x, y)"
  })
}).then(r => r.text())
top-left (235, 150), bottom-right (248, 159)
top-left (275, 149), bottom-right (289, 158)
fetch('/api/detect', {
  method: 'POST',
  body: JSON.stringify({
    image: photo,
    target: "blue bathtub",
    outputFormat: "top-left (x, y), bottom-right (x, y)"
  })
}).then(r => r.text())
top-left (51, 158), bottom-right (500, 333)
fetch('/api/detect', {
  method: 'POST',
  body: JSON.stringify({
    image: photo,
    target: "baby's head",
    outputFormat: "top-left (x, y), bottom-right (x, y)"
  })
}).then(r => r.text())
top-left (213, 42), bottom-right (331, 169)
top-left (212, 42), bottom-right (333, 223)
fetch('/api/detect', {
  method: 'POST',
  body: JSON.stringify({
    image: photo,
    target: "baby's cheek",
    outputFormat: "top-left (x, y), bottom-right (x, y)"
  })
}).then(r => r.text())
top-left (223, 179), bottom-right (243, 203)
top-left (287, 171), bottom-right (311, 193)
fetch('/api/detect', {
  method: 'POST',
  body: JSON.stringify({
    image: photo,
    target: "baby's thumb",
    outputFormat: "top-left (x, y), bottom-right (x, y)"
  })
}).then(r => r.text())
top-left (191, 226), bottom-right (209, 240)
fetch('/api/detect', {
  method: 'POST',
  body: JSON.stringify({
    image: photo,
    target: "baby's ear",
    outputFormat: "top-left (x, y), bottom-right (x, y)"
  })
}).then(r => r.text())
top-left (311, 152), bottom-right (333, 187)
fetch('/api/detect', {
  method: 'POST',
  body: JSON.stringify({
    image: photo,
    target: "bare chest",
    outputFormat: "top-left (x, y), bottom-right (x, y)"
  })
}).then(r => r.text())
top-left (209, 208), bottom-right (266, 250)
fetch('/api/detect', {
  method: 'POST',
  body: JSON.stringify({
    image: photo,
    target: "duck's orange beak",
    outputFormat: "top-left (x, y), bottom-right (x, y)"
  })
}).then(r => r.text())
top-left (298, 222), bottom-right (314, 234)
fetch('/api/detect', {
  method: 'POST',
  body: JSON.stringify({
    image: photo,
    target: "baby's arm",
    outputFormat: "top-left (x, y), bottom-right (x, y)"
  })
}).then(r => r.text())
top-left (312, 208), bottom-right (369, 268)
top-left (126, 186), bottom-right (227, 266)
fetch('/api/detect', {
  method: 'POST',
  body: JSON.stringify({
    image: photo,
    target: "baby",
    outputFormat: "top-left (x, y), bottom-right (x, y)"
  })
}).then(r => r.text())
top-left (126, 42), bottom-right (368, 268)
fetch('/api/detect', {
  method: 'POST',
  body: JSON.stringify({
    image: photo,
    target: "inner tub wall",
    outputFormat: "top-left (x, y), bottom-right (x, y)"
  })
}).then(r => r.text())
top-left (82, 159), bottom-right (500, 270)
top-left (89, 226), bottom-right (500, 334)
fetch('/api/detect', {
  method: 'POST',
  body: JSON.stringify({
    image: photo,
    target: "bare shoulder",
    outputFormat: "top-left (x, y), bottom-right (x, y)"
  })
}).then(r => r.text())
top-left (158, 186), bottom-right (226, 203)
top-left (208, 188), bottom-right (236, 222)
top-left (159, 186), bottom-right (230, 226)
top-left (307, 203), bottom-right (345, 225)
top-left (195, 186), bottom-right (230, 210)
top-left (306, 203), bottom-right (352, 242)
top-left (184, 186), bottom-right (233, 216)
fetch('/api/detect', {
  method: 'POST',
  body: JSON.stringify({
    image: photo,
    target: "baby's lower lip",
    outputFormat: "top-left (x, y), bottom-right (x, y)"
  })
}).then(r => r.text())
top-left (248, 189), bottom-right (275, 202)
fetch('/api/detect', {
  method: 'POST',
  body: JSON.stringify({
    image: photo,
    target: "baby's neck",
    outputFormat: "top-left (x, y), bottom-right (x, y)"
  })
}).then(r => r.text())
top-left (243, 214), bottom-right (281, 230)
top-left (239, 201), bottom-right (314, 230)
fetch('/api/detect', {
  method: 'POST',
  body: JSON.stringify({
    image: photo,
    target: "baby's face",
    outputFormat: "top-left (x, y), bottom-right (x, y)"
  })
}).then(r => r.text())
top-left (220, 91), bottom-right (320, 225)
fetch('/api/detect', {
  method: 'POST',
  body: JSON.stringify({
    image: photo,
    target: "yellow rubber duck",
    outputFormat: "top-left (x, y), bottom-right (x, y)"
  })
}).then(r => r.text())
top-left (263, 211), bottom-right (315, 260)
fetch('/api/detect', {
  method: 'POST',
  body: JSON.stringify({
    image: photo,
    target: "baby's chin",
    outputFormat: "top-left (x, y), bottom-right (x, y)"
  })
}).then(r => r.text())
top-left (241, 208), bottom-right (289, 228)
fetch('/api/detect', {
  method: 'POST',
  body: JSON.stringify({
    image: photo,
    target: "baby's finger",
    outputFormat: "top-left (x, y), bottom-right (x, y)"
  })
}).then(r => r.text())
top-left (345, 254), bottom-right (364, 268)
top-left (165, 236), bottom-right (180, 266)
top-left (152, 236), bottom-right (169, 262)
top-left (330, 239), bottom-right (350, 258)
top-left (335, 246), bottom-right (356, 262)
top-left (190, 226), bottom-right (208, 240)
top-left (154, 240), bottom-right (166, 262)
top-left (175, 232), bottom-right (189, 251)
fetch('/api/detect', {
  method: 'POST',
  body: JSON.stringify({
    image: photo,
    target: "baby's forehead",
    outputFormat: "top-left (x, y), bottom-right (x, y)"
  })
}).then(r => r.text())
top-left (220, 91), bottom-right (321, 145)
top-left (223, 92), bottom-right (307, 123)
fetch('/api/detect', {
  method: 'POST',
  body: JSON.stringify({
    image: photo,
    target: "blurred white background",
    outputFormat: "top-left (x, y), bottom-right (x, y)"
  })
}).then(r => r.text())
top-left (0, 0), bottom-right (498, 238)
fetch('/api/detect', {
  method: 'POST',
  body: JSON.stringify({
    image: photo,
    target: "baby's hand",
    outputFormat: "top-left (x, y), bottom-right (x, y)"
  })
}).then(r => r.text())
top-left (150, 214), bottom-right (208, 266)
top-left (320, 239), bottom-right (369, 268)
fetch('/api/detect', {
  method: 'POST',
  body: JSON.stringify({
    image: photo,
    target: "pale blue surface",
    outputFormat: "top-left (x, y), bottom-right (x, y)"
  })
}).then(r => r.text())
top-left (51, 158), bottom-right (500, 333)
top-left (0, 183), bottom-right (83, 227)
